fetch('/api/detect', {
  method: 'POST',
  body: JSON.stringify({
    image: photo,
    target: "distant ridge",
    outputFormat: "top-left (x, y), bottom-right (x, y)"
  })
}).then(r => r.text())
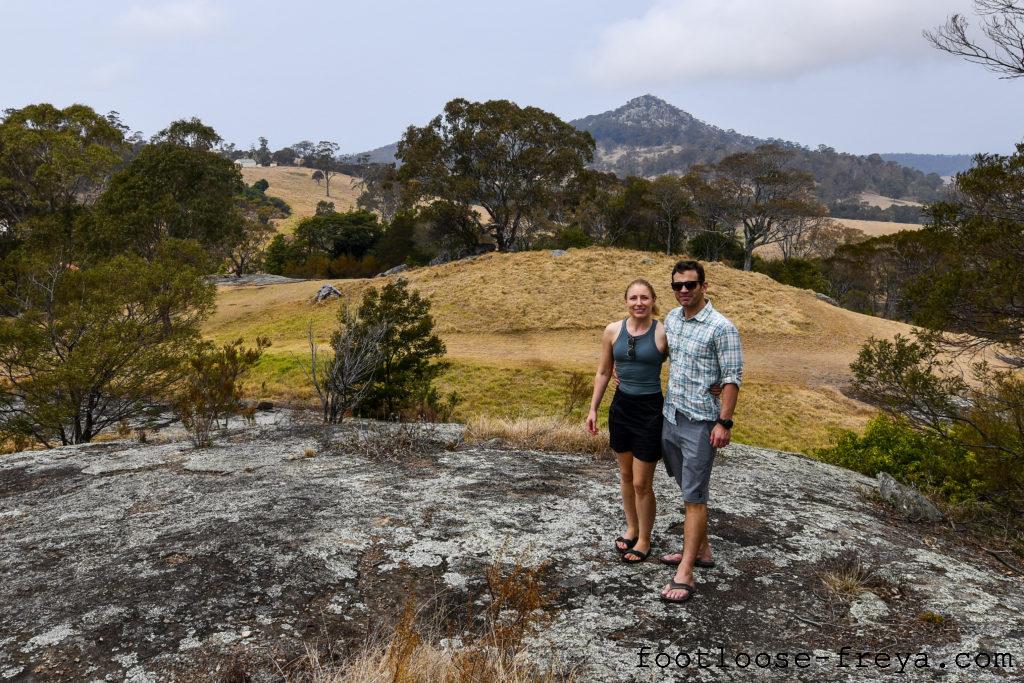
top-left (879, 153), bottom-right (974, 177)
top-left (357, 95), bottom-right (947, 202)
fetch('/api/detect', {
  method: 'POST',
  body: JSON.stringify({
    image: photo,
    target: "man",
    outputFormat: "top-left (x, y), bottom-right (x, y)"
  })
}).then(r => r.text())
top-left (659, 260), bottom-right (743, 604)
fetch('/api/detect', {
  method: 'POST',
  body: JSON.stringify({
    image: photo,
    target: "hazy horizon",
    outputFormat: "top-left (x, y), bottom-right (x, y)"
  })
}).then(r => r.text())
top-left (3, 0), bottom-right (1021, 157)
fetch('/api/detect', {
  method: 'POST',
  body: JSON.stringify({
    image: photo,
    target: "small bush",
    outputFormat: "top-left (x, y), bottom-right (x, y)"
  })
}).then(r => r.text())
top-left (174, 337), bottom-right (270, 447)
top-left (815, 415), bottom-right (983, 502)
top-left (753, 257), bottom-right (829, 292)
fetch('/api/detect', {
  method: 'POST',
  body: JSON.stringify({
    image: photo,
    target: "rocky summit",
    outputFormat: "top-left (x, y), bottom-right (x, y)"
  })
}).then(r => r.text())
top-left (1, 415), bottom-right (1022, 682)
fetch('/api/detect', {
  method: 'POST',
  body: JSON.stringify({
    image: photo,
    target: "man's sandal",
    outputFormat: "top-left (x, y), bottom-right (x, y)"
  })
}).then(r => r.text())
top-left (622, 547), bottom-right (651, 563)
top-left (614, 536), bottom-right (638, 554)
top-left (660, 553), bottom-right (715, 569)
top-left (660, 581), bottom-right (695, 604)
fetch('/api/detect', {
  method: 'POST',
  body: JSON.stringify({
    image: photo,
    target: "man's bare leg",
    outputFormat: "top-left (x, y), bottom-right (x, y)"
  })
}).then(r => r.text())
top-left (663, 502), bottom-right (707, 599)
top-left (616, 452), bottom-right (638, 551)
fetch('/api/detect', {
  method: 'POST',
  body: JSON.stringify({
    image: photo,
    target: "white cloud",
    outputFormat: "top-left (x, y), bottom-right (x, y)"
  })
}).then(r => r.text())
top-left (117, 0), bottom-right (225, 37)
top-left (585, 0), bottom-right (971, 85)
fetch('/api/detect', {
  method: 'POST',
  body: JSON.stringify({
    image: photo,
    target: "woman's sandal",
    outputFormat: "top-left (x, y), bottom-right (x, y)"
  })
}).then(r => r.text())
top-left (660, 580), bottom-right (695, 604)
top-left (614, 536), bottom-right (638, 554)
top-left (621, 547), bottom-right (651, 563)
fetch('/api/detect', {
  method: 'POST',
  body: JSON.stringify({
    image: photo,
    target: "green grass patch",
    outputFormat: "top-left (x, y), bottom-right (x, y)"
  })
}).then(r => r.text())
top-left (242, 353), bottom-right (871, 455)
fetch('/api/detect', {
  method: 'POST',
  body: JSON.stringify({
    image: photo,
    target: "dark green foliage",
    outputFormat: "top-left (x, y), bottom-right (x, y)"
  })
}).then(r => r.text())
top-left (240, 181), bottom-right (290, 221)
top-left (0, 241), bottom-right (216, 446)
top-left (815, 415), bottom-right (981, 502)
top-left (354, 279), bottom-right (453, 419)
top-left (293, 209), bottom-right (381, 259)
top-left (851, 331), bottom-right (1024, 509)
top-left (688, 231), bottom-right (744, 264)
top-left (828, 200), bottom-right (924, 224)
top-left (174, 337), bottom-right (269, 447)
top-left (151, 118), bottom-right (221, 150)
top-left (374, 210), bottom-right (426, 268)
top-left (92, 132), bottom-right (245, 261)
top-left (753, 257), bottom-right (829, 292)
top-left (822, 230), bottom-right (942, 319)
top-left (421, 200), bottom-right (481, 258)
top-left (271, 147), bottom-right (297, 166)
top-left (0, 104), bottom-right (127, 248)
top-left (262, 234), bottom-right (292, 275)
top-left (549, 227), bottom-right (593, 250)
top-left (397, 98), bottom-right (594, 252)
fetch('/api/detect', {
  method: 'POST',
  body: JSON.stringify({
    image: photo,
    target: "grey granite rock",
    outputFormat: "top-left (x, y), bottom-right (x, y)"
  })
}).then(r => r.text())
top-left (0, 424), bottom-right (1020, 681)
top-left (877, 472), bottom-right (945, 522)
top-left (313, 284), bottom-right (341, 303)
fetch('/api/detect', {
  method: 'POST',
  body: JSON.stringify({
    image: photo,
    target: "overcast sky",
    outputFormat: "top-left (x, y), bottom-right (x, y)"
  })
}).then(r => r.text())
top-left (2, 0), bottom-right (1021, 155)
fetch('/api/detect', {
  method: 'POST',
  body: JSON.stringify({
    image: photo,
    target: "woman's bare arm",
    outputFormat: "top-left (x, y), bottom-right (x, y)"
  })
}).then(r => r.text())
top-left (586, 322), bottom-right (618, 434)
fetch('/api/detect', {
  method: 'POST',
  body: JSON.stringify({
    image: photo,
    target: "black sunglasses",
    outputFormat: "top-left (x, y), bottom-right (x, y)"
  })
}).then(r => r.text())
top-left (670, 280), bottom-right (701, 291)
top-left (626, 334), bottom-right (636, 361)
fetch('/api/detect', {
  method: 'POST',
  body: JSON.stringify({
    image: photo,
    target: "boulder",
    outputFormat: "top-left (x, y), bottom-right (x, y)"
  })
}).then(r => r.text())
top-left (313, 284), bottom-right (341, 303)
top-left (877, 472), bottom-right (944, 522)
top-left (377, 264), bottom-right (408, 277)
top-left (550, 249), bottom-right (567, 257)
top-left (815, 292), bottom-right (840, 306)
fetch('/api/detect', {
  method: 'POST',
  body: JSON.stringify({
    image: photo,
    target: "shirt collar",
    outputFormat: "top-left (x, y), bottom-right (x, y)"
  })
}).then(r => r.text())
top-left (683, 299), bottom-right (714, 322)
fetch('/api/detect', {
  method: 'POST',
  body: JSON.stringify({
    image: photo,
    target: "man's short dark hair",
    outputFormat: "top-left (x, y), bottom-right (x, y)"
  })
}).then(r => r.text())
top-left (672, 260), bottom-right (705, 283)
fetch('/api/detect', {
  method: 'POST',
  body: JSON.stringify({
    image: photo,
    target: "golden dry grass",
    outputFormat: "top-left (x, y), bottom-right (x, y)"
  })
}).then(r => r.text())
top-left (239, 165), bottom-right (361, 234)
top-left (832, 218), bottom-right (922, 236)
top-left (858, 192), bottom-right (923, 210)
top-left (208, 247), bottom-right (914, 453)
top-left (465, 416), bottom-right (609, 456)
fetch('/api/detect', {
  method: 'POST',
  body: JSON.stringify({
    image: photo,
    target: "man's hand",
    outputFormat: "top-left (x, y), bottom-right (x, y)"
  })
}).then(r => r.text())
top-left (710, 423), bottom-right (731, 448)
top-left (611, 364), bottom-right (620, 388)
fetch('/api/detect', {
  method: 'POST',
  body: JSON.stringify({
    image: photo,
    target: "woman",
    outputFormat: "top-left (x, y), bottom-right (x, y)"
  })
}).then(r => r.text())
top-left (586, 279), bottom-right (667, 563)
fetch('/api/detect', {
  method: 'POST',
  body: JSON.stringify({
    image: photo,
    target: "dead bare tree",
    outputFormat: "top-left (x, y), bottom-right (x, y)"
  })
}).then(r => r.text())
top-left (306, 305), bottom-right (388, 424)
top-left (925, 1), bottom-right (1024, 78)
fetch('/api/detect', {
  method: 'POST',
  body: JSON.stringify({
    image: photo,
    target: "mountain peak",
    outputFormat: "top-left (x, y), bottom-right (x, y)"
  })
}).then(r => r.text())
top-left (607, 94), bottom-right (694, 129)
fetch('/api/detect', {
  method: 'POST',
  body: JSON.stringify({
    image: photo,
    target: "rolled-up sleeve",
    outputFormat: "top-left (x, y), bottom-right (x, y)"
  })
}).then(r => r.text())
top-left (715, 323), bottom-right (743, 388)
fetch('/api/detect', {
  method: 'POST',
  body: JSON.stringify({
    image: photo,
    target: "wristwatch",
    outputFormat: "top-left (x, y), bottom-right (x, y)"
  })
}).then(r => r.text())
top-left (716, 418), bottom-right (734, 429)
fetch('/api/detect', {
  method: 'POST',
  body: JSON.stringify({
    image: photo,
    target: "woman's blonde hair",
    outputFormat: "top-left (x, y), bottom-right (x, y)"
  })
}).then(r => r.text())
top-left (624, 278), bottom-right (660, 317)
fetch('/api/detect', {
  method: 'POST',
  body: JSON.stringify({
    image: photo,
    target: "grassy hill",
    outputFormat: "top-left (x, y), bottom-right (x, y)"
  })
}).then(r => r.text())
top-left (206, 247), bottom-right (913, 454)
top-left (239, 165), bottom-right (360, 233)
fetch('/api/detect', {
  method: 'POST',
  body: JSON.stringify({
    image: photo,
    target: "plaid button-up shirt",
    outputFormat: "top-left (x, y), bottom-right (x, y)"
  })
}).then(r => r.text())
top-left (663, 300), bottom-right (743, 424)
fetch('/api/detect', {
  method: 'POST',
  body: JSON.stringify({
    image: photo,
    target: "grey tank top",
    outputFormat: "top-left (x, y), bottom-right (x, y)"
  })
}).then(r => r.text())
top-left (612, 319), bottom-right (664, 395)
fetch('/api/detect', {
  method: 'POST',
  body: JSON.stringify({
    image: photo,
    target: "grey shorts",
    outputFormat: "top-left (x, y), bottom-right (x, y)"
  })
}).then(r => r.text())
top-left (662, 411), bottom-right (716, 504)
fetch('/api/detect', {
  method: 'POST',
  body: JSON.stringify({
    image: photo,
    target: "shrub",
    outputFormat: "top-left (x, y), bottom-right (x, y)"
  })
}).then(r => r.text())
top-left (814, 415), bottom-right (983, 502)
top-left (174, 337), bottom-right (269, 447)
top-left (688, 231), bottom-right (744, 264)
top-left (307, 306), bottom-right (387, 424)
top-left (753, 256), bottom-right (829, 292)
top-left (252, 178), bottom-right (269, 192)
top-left (354, 278), bottom-right (455, 420)
top-left (0, 245), bottom-right (215, 447)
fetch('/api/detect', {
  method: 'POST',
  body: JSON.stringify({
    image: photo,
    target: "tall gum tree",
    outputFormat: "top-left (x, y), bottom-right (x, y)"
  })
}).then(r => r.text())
top-left (396, 98), bottom-right (595, 252)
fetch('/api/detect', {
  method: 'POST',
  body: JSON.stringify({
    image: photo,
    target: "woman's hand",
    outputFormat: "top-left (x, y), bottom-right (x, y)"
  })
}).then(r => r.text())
top-left (585, 409), bottom-right (599, 435)
top-left (709, 384), bottom-right (723, 398)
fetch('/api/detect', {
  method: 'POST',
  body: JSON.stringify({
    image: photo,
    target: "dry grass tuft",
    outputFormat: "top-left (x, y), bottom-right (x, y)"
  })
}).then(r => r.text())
top-left (466, 416), bottom-right (607, 456)
top-left (818, 555), bottom-right (880, 599)
top-left (288, 558), bottom-right (572, 683)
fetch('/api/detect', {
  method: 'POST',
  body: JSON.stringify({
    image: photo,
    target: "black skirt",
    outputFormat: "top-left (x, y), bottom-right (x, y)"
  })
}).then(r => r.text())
top-left (608, 390), bottom-right (664, 462)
